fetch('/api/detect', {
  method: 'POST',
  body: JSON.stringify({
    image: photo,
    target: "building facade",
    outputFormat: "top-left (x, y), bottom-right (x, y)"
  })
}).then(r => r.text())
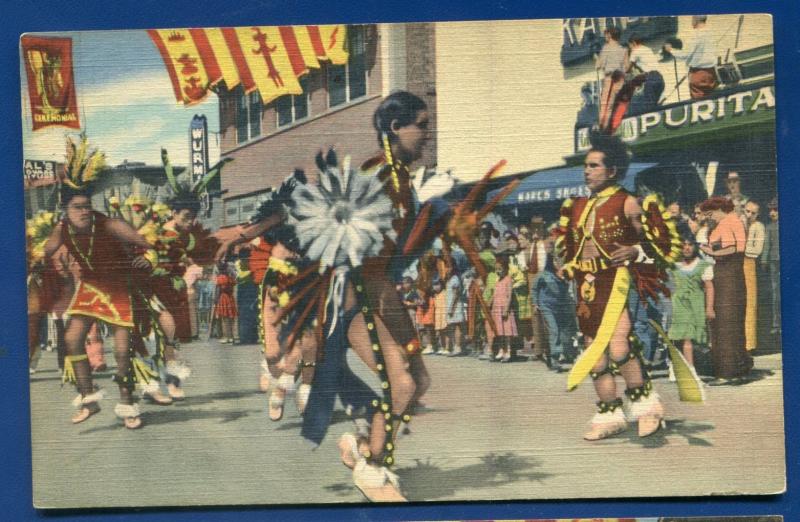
top-left (216, 23), bottom-right (437, 227)
top-left (435, 15), bottom-right (774, 182)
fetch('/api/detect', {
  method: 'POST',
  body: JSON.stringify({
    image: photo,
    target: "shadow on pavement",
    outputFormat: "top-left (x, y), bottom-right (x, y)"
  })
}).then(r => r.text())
top-left (275, 410), bottom-right (352, 431)
top-left (623, 419), bottom-right (715, 449)
top-left (398, 452), bottom-right (551, 501)
top-left (322, 452), bottom-right (550, 501)
top-left (79, 408), bottom-right (259, 434)
top-left (177, 389), bottom-right (264, 407)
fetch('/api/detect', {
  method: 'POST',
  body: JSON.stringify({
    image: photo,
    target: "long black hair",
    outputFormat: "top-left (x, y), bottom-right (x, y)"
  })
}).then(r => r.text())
top-left (167, 191), bottom-right (202, 215)
top-left (587, 132), bottom-right (631, 181)
top-left (373, 91), bottom-right (427, 146)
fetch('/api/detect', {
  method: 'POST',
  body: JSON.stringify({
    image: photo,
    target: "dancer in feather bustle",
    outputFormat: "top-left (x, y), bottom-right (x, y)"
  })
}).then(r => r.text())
top-left (221, 172), bottom-right (318, 421)
top-left (290, 92), bottom-right (511, 501)
top-left (217, 91), bottom-right (510, 501)
top-left (554, 134), bottom-right (681, 440)
top-left (43, 135), bottom-right (158, 429)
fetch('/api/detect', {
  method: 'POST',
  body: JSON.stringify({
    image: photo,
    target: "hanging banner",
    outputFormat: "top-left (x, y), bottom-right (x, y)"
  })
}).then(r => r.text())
top-left (21, 36), bottom-right (81, 130)
top-left (148, 24), bottom-right (348, 106)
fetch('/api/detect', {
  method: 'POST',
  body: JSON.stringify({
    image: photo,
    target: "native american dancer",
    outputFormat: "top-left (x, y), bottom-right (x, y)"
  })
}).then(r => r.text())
top-left (283, 92), bottom-right (510, 502)
top-left (106, 192), bottom-right (175, 405)
top-left (244, 175), bottom-right (319, 421)
top-left (554, 134), bottom-right (682, 441)
top-left (137, 149), bottom-right (231, 400)
top-left (214, 91), bottom-right (508, 501)
top-left (26, 210), bottom-right (61, 373)
top-left (42, 135), bottom-right (158, 429)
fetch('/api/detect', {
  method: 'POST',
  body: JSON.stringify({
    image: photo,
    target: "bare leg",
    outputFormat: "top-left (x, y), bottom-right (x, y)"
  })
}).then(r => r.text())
top-left (682, 339), bottom-right (695, 367)
top-left (112, 326), bottom-right (134, 405)
top-left (299, 333), bottom-right (317, 385)
top-left (63, 316), bottom-right (94, 395)
top-left (158, 309), bottom-right (177, 361)
top-left (608, 311), bottom-right (644, 389)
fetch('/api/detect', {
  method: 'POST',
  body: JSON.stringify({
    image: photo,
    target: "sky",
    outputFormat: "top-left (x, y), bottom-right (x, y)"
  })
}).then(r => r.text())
top-left (20, 29), bottom-right (221, 167)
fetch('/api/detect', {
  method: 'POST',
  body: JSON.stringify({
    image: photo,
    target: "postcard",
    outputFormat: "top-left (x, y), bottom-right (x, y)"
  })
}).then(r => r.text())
top-left (21, 14), bottom-right (784, 508)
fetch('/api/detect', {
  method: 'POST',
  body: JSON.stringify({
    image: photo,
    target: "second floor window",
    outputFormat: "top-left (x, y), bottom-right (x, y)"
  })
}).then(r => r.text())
top-left (328, 25), bottom-right (368, 108)
top-left (276, 77), bottom-right (310, 127)
top-left (236, 87), bottom-right (263, 144)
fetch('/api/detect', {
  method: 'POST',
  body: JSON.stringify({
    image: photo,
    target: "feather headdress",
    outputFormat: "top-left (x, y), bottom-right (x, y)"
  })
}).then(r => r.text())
top-left (61, 133), bottom-right (107, 190)
top-left (161, 147), bottom-right (232, 206)
top-left (26, 210), bottom-right (59, 267)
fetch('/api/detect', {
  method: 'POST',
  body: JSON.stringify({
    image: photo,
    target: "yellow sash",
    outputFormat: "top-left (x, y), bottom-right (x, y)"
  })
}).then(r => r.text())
top-left (567, 266), bottom-right (631, 391)
top-left (648, 319), bottom-right (705, 402)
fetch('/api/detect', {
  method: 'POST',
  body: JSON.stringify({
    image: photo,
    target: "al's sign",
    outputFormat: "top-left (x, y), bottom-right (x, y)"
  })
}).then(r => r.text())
top-left (576, 85), bottom-right (776, 151)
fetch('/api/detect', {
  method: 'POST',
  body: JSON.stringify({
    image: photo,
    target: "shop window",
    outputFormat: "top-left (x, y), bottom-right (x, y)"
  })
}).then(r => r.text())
top-left (328, 25), bottom-right (368, 108)
top-left (36, 187), bottom-right (47, 209)
top-left (235, 87), bottom-right (262, 144)
top-left (276, 77), bottom-right (310, 127)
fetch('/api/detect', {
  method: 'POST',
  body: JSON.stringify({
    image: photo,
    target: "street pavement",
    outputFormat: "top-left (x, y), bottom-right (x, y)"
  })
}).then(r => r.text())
top-left (28, 339), bottom-right (785, 508)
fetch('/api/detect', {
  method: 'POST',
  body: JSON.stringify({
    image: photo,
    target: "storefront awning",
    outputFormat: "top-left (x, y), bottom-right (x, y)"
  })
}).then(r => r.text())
top-left (486, 163), bottom-right (657, 206)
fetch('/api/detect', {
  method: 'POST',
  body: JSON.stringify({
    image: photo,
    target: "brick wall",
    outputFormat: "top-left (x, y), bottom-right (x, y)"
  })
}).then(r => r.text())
top-left (405, 23), bottom-right (437, 168)
top-left (217, 25), bottom-right (383, 204)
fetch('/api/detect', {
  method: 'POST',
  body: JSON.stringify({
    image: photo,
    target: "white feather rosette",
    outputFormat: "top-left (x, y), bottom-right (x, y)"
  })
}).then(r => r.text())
top-left (288, 156), bottom-right (397, 271)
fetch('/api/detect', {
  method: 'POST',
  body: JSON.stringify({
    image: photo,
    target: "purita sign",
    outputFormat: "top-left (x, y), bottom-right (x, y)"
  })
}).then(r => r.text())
top-left (576, 85), bottom-right (776, 151)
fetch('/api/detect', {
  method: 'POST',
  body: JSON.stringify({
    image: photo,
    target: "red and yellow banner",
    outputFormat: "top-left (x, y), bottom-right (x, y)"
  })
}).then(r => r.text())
top-left (21, 36), bottom-right (81, 130)
top-left (148, 24), bottom-right (349, 106)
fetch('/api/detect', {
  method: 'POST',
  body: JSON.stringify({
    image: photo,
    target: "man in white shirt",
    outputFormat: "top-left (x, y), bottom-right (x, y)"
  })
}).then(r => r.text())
top-left (664, 15), bottom-right (718, 99)
top-left (626, 34), bottom-right (665, 111)
top-left (743, 201), bottom-right (765, 351)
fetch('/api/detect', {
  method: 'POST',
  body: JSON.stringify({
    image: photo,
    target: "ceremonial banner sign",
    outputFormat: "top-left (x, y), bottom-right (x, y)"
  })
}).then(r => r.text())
top-left (20, 14), bottom-right (784, 511)
top-left (21, 35), bottom-right (81, 130)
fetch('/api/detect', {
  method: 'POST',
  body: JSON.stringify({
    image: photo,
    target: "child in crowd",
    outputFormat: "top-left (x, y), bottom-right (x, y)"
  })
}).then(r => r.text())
top-left (400, 276), bottom-right (420, 331)
top-left (432, 278), bottom-right (449, 354)
top-left (446, 264), bottom-right (467, 356)
top-left (417, 284), bottom-right (436, 354)
top-left (215, 263), bottom-right (238, 344)
top-left (491, 251), bottom-right (517, 362)
top-left (668, 238), bottom-right (714, 373)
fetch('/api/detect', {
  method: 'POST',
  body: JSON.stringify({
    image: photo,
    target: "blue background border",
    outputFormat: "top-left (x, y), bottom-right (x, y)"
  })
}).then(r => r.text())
top-left (2, 1), bottom-right (796, 520)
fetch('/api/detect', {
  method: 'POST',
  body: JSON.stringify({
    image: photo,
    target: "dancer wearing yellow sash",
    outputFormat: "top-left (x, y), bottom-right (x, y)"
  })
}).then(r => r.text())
top-left (554, 134), bottom-right (680, 441)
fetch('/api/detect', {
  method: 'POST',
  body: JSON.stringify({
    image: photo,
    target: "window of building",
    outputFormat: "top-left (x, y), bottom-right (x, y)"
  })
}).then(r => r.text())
top-left (235, 87), bottom-right (263, 144)
top-left (276, 77), bottom-right (310, 127)
top-left (327, 25), bottom-right (368, 108)
top-left (225, 200), bottom-right (240, 226)
top-left (36, 187), bottom-right (47, 209)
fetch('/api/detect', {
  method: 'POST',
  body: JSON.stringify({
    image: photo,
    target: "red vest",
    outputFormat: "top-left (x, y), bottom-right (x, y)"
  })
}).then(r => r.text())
top-left (569, 189), bottom-right (638, 260)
